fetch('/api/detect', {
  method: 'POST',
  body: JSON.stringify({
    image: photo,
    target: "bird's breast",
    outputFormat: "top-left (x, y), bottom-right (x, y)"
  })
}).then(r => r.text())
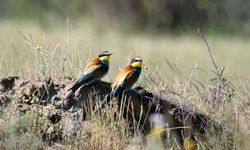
top-left (124, 68), bottom-right (141, 88)
top-left (102, 61), bottom-right (109, 67)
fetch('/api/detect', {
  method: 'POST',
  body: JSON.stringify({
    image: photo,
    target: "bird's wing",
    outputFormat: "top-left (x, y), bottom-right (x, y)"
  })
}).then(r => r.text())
top-left (83, 58), bottom-right (102, 75)
top-left (70, 59), bottom-right (102, 90)
top-left (112, 66), bottom-right (134, 92)
top-left (66, 58), bottom-right (107, 96)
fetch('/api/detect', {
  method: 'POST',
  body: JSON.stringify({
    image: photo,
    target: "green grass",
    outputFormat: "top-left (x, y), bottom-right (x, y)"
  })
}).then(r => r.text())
top-left (0, 20), bottom-right (249, 80)
top-left (0, 19), bottom-right (250, 149)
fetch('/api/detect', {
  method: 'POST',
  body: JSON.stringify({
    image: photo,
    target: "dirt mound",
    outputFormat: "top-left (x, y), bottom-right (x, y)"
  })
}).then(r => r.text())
top-left (0, 76), bottom-right (222, 148)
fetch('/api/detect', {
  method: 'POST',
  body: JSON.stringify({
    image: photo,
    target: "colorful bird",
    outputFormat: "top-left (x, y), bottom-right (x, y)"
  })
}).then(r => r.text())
top-left (64, 50), bottom-right (112, 99)
top-left (95, 56), bottom-right (143, 111)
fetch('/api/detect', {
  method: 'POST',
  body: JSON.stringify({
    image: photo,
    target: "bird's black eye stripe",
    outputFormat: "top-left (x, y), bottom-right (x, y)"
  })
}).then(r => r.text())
top-left (131, 59), bottom-right (142, 63)
top-left (99, 54), bottom-right (108, 57)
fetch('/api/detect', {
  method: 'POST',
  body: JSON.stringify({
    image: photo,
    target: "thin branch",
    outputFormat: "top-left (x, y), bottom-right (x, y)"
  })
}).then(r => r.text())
top-left (197, 28), bottom-right (218, 70)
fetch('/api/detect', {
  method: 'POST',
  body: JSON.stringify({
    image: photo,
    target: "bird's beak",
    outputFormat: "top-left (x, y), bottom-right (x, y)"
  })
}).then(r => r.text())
top-left (108, 53), bottom-right (113, 56)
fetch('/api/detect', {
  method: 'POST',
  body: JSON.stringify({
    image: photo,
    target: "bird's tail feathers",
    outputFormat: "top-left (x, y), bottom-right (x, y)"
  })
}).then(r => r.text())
top-left (64, 90), bottom-right (74, 100)
top-left (68, 82), bottom-right (82, 92)
top-left (65, 81), bottom-right (84, 98)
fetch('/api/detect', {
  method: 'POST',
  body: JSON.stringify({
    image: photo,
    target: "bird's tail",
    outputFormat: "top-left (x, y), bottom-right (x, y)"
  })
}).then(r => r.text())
top-left (64, 81), bottom-right (83, 100)
top-left (64, 90), bottom-right (74, 100)
top-left (94, 93), bottom-right (112, 113)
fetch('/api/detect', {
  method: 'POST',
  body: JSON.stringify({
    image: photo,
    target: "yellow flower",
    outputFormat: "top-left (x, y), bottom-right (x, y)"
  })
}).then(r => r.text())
top-left (21, 95), bottom-right (29, 102)
top-left (50, 104), bottom-right (56, 110)
top-left (21, 95), bottom-right (27, 100)
top-left (184, 138), bottom-right (197, 150)
top-left (34, 44), bottom-right (42, 50)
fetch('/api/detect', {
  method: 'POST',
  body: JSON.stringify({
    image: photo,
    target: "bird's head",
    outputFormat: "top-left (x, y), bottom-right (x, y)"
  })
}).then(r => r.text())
top-left (130, 56), bottom-right (143, 68)
top-left (98, 50), bottom-right (113, 62)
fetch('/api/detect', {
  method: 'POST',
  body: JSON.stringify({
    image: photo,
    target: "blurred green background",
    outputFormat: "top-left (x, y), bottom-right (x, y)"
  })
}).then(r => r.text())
top-left (1, 0), bottom-right (250, 34)
top-left (0, 0), bottom-right (249, 79)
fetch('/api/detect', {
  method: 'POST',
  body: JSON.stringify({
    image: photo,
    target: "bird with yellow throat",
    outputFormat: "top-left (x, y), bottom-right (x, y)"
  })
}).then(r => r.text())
top-left (64, 50), bottom-right (113, 99)
top-left (94, 56), bottom-right (143, 112)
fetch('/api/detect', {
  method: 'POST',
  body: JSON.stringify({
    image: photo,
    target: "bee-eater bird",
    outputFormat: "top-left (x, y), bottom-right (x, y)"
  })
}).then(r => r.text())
top-left (95, 56), bottom-right (143, 112)
top-left (64, 50), bottom-right (112, 99)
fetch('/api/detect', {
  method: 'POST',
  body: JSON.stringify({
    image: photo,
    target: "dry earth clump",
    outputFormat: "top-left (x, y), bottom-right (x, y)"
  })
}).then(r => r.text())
top-left (0, 76), bottom-right (224, 149)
